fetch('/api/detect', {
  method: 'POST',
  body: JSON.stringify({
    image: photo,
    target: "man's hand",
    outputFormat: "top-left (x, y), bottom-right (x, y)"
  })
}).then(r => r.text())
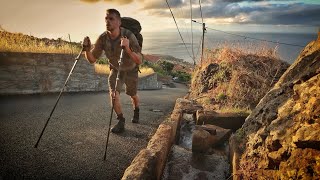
top-left (82, 36), bottom-right (91, 52)
top-left (120, 36), bottom-right (130, 50)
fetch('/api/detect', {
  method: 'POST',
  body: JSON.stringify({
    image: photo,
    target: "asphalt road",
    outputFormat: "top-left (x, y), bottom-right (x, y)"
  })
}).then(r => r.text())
top-left (0, 84), bottom-right (188, 180)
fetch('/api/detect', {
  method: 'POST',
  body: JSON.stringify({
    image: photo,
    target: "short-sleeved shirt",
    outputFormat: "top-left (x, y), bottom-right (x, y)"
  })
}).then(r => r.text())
top-left (92, 27), bottom-right (141, 71)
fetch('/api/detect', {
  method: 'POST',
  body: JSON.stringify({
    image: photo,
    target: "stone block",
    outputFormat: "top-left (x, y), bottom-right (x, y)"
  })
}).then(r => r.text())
top-left (122, 149), bottom-right (157, 180)
top-left (147, 124), bottom-right (173, 180)
top-left (196, 110), bottom-right (248, 131)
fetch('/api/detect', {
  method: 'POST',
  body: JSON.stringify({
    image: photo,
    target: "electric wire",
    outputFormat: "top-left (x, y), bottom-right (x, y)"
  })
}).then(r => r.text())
top-left (205, 26), bottom-right (305, 47)
top-left (192, 20), bottom-right (306, 48)
top-left (165, 0), bottom-right (194, 64)
top-left (199, 0), bottom-right (204, 25)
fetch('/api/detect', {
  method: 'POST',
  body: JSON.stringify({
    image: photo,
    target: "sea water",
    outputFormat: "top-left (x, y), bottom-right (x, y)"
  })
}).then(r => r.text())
top-left (142, 31), bottom-right (318, 64)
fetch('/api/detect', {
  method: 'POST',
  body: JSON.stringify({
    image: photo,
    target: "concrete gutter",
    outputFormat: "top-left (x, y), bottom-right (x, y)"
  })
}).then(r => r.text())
top-left (122, 98), bottom-right (248, 179)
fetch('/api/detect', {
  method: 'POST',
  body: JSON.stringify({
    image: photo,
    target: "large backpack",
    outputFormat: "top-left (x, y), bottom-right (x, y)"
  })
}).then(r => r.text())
top-left (121, 17), bottom-right (143, 48)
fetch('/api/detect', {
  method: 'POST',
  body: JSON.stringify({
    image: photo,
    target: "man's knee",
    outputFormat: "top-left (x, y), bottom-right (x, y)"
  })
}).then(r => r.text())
top-left (110, 91), bottom-right (120, 99)
top-left (130, 94), bottom-right (138, 100)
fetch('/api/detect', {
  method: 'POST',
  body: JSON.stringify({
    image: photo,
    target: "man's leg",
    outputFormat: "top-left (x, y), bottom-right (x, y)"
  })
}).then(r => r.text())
top-left (125, 69), bottom-right (140, 123)
top-left (130, 95), bottom-right (140, 123)
top-left (109, 70), bottom-right (125, 133)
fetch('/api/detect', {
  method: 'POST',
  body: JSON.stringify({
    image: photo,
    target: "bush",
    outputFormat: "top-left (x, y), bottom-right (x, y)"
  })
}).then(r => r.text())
top-left (172, 71), bottom-right (191, 82)
top-left (96, 57), bottom-right (109, 64)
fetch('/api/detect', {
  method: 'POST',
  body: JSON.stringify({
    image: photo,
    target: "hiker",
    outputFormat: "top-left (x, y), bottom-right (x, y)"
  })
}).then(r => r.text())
top-left (82, 9), bottom-right (142, 133)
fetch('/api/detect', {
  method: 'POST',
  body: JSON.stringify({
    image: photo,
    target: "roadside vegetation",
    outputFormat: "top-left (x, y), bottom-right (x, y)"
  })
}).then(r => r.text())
top-left (141, 60), bottom-right (192, 83)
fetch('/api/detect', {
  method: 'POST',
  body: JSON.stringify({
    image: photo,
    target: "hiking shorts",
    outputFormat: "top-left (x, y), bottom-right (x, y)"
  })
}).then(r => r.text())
top-left (108, 67), bottom-right (138, 96)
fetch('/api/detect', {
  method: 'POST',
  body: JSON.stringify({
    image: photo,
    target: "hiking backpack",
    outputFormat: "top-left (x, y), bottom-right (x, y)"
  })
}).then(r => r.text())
top-left (121, 17), bottom-right (143, 48)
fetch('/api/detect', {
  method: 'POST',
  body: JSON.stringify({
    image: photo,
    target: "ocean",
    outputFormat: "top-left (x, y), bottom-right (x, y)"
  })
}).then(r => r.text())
top-left (141, 31), bottom-right (318, 64)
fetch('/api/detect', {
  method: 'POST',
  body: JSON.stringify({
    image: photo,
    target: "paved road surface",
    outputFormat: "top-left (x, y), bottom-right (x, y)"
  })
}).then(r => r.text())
top-left (0, 84), bottom-right (187, 179)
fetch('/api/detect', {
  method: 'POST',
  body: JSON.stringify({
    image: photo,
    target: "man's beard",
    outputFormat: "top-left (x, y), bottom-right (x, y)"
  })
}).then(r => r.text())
top-left (106, 25), bottom-right (113, 31)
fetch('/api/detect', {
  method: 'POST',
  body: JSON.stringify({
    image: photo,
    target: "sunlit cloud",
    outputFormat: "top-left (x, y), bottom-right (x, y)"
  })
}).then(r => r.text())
top-left (138, 0), bottom-right (320, 26)
top-left (80, 0), bottom-right (134, 4)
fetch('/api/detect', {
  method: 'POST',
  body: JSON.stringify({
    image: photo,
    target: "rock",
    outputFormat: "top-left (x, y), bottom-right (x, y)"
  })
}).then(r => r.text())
top-left (192, 129), bottom-right (211, 153)
top-left (230, 32), bottom-right (320, 179)
top-left (192, 124), bottom-right (231, 153)
top-left (173, 98), bottom-right (203, 114)
top-left (279, 148), bottom-right (320, 179)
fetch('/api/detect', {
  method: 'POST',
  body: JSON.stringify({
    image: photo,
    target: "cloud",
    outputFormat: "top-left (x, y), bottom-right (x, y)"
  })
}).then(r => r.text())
top-left (141, 0), bottom-right (320, 26)
top-left (140, 0), bottom-right (184, 10)
top-left (80, 0), bottom-right (100, 3)
top-left (78, 0), bottom-right (320, 26)
top-left (246, 3), bottom-right (320, 25)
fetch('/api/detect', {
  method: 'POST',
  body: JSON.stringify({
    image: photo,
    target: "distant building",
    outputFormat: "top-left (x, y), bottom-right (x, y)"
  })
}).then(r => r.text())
top-left (143, 54), bottom-right (160, 63)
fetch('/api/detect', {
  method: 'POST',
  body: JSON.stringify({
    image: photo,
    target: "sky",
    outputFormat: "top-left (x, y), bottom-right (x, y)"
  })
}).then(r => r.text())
top-left (0, 0), bottom-right (319, 42)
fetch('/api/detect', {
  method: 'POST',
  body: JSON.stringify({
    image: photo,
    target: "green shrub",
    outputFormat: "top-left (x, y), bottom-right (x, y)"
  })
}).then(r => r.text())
top-left (96, 57), bottom-right (109, 64)
top-left (172, 71), bottom-right (191, 82)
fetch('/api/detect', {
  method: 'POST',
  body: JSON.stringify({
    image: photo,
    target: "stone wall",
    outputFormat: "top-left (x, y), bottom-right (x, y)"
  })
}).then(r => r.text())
top-left (0, 52), bottom-right (161, 95)
top-left (138, 73), bottom-right (162, 90)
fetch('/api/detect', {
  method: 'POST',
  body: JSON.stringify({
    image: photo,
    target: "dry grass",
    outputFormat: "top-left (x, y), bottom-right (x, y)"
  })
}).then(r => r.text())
top-left (139, 67), bottom-right (155, 77)
top-left (189, 43), bottom-right (289, 111)
top-left (0, 31), bottom-right (81, 54)
top-left (94, 64), bottom-right (110, 74)
top-left (94, 64), bottom-right (155, 77)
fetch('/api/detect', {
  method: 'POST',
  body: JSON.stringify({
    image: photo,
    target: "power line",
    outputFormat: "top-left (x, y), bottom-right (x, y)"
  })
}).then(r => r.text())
top-left (165, 0), bottom-right (195, 64)
top-left (205, 26), bottom-right (305, 48)
top-left (192, 20), bottom-right (306, 48)
top-left (199, 0), bottom-right (204, 24)
top-left (195, 37), bottom-right (202, 60)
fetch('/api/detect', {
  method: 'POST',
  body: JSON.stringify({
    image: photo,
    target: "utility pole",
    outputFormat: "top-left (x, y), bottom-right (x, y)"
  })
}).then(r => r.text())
top-left (192, 20), bottom-right (206, 67)
top-left (201, 22), bottom-right (206, 67)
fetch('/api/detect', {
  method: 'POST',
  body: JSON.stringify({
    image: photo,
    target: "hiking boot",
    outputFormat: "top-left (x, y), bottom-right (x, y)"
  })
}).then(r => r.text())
top-left (131, 109), bottom-right (139, 123)
top-left (111, 117), bottom-right (125, 133)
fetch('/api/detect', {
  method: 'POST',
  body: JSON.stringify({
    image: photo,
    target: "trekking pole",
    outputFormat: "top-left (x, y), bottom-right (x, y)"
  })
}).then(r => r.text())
top-left (103, 47), bottom-right (124, 160)
top-left (34, 48), bottom-right (84, 148)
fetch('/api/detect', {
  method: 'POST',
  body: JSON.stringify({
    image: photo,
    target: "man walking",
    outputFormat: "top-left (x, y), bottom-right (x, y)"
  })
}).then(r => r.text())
top-left (82, 9), bottom-right (142, 133)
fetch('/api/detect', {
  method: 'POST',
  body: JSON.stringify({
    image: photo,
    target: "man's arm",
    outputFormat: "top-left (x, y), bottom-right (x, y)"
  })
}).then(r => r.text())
top-left (84, 50), bottom-right (97, 64)
top-left (82, 36), bottom-right (103, 64)
top-left (123, 43), bottom-right (142, 65)
top-left (121, 35), bottom-right (142, 65)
